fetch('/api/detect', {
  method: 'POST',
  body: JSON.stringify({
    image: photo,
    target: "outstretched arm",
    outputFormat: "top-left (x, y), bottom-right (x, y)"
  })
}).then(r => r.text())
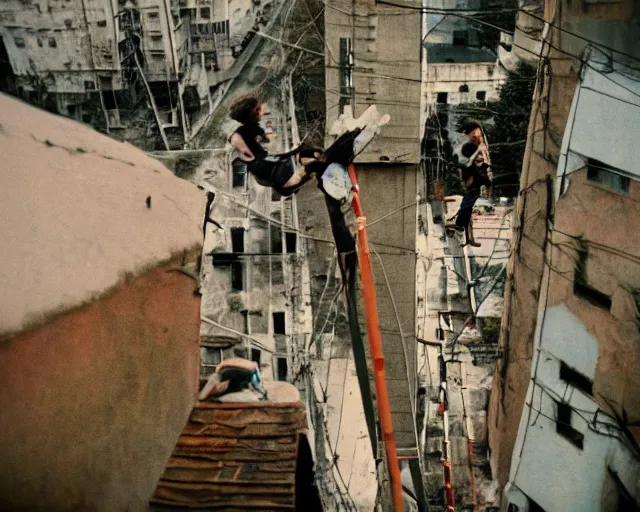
top-left (229, 131), bottom-right (255, 162)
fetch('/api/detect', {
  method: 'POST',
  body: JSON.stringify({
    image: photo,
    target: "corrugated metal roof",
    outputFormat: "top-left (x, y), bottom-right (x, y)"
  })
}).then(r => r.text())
top-left (150, 400), bottom-right (308, 510)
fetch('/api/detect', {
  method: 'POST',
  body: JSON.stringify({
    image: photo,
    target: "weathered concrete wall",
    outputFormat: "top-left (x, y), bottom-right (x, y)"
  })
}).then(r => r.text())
top-left (0, 0), bottom-right (120, 93)
top-left (324, 0), bottom-right (422, 164)
top-left (0, 262), bottom-right (200, 511)
top-left (358, 164), bottom-right (419, 450)
top-left (427, 62), bottom-right (506, 105)
top-left (488, 0), bottom-right (640, 497)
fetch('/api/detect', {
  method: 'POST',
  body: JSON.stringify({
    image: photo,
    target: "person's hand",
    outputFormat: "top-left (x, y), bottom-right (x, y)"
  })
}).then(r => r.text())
top-left (230, 132), bottom-right (255, 162)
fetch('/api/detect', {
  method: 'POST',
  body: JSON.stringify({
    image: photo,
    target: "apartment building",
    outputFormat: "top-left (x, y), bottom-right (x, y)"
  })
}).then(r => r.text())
top-left (0, 0), bottom-right (278, 149)
top-left (488, 0), bottom-right (640, 510)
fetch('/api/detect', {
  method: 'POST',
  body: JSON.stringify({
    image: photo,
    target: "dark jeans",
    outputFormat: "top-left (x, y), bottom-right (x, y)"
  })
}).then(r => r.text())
top-left (325, 194), bottom-right (356, 254)
top-left (455, 189), bottom-right (480, 229)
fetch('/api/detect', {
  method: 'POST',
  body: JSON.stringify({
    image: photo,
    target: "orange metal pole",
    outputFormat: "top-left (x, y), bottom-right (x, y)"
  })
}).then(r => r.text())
top-left (348, 164), bottom-right (404, 512)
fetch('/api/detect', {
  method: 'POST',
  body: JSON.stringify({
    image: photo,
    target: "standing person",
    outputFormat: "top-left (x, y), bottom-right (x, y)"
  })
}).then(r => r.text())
top-left (446, 142), bottom-right (492, 247)
top-left (461, 118), bottom-right (492, 183)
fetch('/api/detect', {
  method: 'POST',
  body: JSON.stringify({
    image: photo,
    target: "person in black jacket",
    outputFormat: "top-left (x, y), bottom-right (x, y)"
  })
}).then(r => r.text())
top-left (228, 93), bottom-right (325, 196)
top-left (228, 92), bottom-right (359, 262)
top-left (447, 142), bottom-right (492, 247)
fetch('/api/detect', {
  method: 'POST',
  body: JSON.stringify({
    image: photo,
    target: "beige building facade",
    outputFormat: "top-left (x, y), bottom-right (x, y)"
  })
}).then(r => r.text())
top-left (488, 0), bottom-right (640, 510)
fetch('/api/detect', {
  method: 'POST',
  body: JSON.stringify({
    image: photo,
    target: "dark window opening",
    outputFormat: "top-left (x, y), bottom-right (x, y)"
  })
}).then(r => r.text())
top-left (48, 37), bottom-right (57, 48)
top-left (574, 281), bottom-right (612, 311)
top-left (241, 310), bottom-right (249, 334)
top-left (231, 261), bottom-right (244, 291)
top-left (339, 37), bottom-right (353, 96)
top-left (251, 348), bottom-right (261, 367)
top-left (231, 227), bottom-right (244, 253)
top-left (101, 89), bottom-right (117, 110)
top-left (271, 225), bottom-right (283, 253)
top-left (97, 19), bottom-right (107, 27)
top-left (285, 232), bottom-right (297, 253)
top-left (436, 92), bottom-right (448, 104)
top-left (273, 312), bottom-right (286, 335)
top-left (200, 7), bottom-right (211, 19)
top-left (37, 37), bottom-right (43, 47)
top-left (14, 37), bottom-right (25, 48)
top-left (476, 90), bottom-right (486, 101)
top-left (277, 357), bottom-right (288, 381)
top-left (232, 159), bottom-right (246, 188)
top-left (586, 160), bottom-right (630, 194)
top-left (556, 402), bottom-right (584, 449)
top-left (212, 253), bottom-right (233, 267)
top-left (148, 12), bottom-right (159, 19)
top-left (84, 80), bottom-right (95, 91)
top-left (459, 84), bottom-right (469, 93)
top-left (453, 30), bottom-right (468, 46)
top-left (560, 361), bottom-right (593, 396)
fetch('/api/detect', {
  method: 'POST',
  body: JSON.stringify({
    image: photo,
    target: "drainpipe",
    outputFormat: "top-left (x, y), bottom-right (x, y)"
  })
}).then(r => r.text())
top-left (348, 164), bottom-right (404, 512)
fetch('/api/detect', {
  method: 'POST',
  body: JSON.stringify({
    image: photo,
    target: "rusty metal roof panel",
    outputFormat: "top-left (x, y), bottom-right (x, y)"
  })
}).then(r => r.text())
top-left (150, 401), bottom-right (308, 510)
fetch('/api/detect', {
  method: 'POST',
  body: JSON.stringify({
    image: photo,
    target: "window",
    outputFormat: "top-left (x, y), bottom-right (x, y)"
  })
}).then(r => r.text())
top-left (560, 361), bottom-right (593, 396)
top-left (273, 312), bottom-right (286, 335)
top-left (339, 37), bottom-right (353, 110)
top-left (48, 37), bottom-right (57, 48)
top-left (14, 37), bottom-right (25, 48)
top-left (148, 12), bottom-right (159, 19)
top-left (453, 30), bottom-right (468, 46)
top-left (241, 310), bottom-right (249, 334)
top-left (251, 348), bottom-right (261, 367)
top-left (97, 20), bottom-right (107, 27)
top-left (556, 401), bottom-right (584, 449)
top-left (271, 225), bottom-right (283, 253)
top-left (574, 243), bottom-right (612, 311)
top-left (586, 159), bottom-right (630, 194)
top-left (232, 159), bottom-right (246, 188)
top-left (276, 357), bottom-right (288, 381)
top-left (231, 261), bottom-right (244, 290)
top-left (200, 7), bottom-right (211, 19)
top-left (459, 84), bottom-right (469, 93)
top-left (476, 91), bottom-right (486, 101)
top-left (84, 80), bottom-right (95, 91)
top-left (436, 92), bottom-right (448, 104)
top-left (37, 37), bottom-right (43, 47)
top-left (285, 232), bottom-right (297, 254)
top-left (231, 227), bottom-right (244, 253)
top-left (101, 89), bottom-right (117, 110)
top-left (574, 281), bottom-right (612, 311)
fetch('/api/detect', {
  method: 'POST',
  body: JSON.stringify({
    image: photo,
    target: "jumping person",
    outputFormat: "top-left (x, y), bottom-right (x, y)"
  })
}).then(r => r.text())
top-left (228, 93), bottom-right (324, 197)
top-left (446, 142), bottom-right (492, 247)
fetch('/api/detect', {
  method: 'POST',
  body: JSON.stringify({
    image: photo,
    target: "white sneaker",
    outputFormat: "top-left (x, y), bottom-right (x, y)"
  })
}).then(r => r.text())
top-left (353, 113), bottom-right (391, 157)
top-left (328, 104), bottom-right (382, 136)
